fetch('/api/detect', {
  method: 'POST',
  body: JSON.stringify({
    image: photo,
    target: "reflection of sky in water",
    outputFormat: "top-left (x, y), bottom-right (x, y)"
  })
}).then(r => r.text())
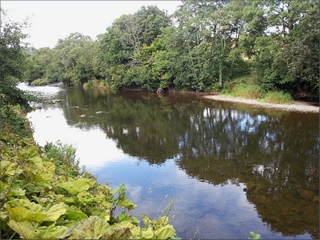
top-left (19, 82), bottom-right (64, 98)
top-left (28, 107), bottom-right (128, 170)
top-left (92, 159), bottom-right (308, 239)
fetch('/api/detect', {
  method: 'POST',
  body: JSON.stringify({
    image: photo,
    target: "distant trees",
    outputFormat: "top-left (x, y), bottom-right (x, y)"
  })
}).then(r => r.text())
top-left (24, 0), bottom-right (319, 98)
top-left (25, 32), bottom-right (100, 86)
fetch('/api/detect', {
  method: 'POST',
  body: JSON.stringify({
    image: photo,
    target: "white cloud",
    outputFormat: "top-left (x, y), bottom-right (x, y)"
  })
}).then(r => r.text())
top-left (2, 1), bottom-right (181, 49)
top-left (27, 107), bottom-right (128, 169)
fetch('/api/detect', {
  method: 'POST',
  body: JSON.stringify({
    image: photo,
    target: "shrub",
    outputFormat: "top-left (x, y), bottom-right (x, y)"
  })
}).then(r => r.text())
top-left (0, 105), bottom-right (31, 137)
top-left (30, 78), bottom-right (52, 86)
top-left (43, 141), bottom-right (79, 177)
top-left (83, 80), bottom-right (111, 90)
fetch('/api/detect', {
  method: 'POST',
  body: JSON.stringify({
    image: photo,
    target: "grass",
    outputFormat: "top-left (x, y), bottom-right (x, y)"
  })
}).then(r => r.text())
top-left (232, 84), bottom-right (264, 99)
top-left (218, 74), bottom-right (293, 104)
top-left (260, 91), bottom-right (293, 104)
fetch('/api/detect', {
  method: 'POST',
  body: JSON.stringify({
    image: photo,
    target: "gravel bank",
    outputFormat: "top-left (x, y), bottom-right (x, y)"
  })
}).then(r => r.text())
top-left (203, 95), bottom-right (319, 113)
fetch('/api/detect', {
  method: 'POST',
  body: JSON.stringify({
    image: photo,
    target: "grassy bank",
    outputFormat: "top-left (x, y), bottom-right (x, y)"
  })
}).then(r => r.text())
top-left (0, 105), bottom-right (178, 239)
top-left (221, 75), bottom-right (293, 104)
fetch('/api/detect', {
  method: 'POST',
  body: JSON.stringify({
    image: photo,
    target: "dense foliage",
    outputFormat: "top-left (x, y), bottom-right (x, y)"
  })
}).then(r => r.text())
top-left (22, 0), bottom-right (318, 99)
top-left (0, 128), bottom-right (178, 239)
top-left (0, 10), bottom-right (35, 110)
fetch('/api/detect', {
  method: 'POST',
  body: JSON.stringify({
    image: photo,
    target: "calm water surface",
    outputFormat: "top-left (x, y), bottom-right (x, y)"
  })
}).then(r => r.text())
top-left (21, 84), bottom-right (319, 239)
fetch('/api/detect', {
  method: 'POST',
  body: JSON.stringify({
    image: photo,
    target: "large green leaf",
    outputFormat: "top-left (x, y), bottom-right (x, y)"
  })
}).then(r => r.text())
top-left (8, 220), bottom-right (39, 239)
top-left (28, 155), bottom-right (43, 166)
top-left (6, 199), bottom-right (43, 211)
top-left (36, 224), bottom-right (70, 239)
top-left (44, 204), bottom-right (66, 221)
top-left (59, 178), bottom-right (95, 194)
top-left (142, 227), bottom-right (154, 239)
top-left (8, 207), bottom-right (47, 222)
top-left (0, 181), bottom-right (25, 197)
top-left (34, 161), bottom-right (55, 182)
top-left (155, 225), bottom-right (176, 239)
top-left (117, 197), bottom-right (137, 210)
top-left (6, 200), bottom-right (66, 223)
top-left (0, 160), bottom-right (23, 176)
top-left (65, 206), bottom-right (88, 221)
top-left (69, 216), bottom-right (114, 239)
top-left (6, 199), bottom-right (46, 222)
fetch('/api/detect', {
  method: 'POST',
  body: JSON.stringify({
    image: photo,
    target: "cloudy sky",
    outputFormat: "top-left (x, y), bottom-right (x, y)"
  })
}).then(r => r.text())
top-left (2, 1), bottom-right (181, 49)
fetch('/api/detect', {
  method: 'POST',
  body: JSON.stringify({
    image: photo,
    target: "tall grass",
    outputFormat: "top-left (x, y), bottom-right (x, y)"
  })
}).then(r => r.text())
top-left (231, 83), bottom-right (264, 99)
top-left (260, 91), bottom-right (293, 104)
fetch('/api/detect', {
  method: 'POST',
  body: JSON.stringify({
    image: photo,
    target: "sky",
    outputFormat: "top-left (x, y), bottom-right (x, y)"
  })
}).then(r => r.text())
top-left (1, 1), bottom-right (182, 49)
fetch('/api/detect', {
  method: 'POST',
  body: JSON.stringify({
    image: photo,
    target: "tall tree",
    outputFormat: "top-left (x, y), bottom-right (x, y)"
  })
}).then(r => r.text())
top-left (250, 0), bottom-right (319, 96)
top-left (46, 32), bottom-right (93, 85)
top-left (101, 6), bottom-right (171, 89)
top-left (0, 9), bottom-right (31, 108)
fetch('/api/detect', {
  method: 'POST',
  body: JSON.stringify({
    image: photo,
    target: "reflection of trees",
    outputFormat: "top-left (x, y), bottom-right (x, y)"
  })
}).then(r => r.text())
top-left (59, 88), bottom-right (319, 238)
top-left (174, 106), bottom-right (319, 238)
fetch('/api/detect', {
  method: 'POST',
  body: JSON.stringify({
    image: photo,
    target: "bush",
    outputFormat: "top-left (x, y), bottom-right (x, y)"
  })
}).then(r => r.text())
top-left (83, 80), bottom-right (111, 90)
top-left (44, 141), bottom-right (79, 177)
top-left (0, 105), bottom-right (31, 137)
top-left (260, 91), bottom-right (293, 104)
top-left (30, 78), bottom-right (52, 86)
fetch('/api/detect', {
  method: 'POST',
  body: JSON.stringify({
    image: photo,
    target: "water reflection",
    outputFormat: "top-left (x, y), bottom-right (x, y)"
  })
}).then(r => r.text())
top-left (27, 86), bottom-right (318, 239)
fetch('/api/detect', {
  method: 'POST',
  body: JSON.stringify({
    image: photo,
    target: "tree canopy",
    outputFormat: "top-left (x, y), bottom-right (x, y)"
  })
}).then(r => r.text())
top-left (0, 9), bottom-right (33, 109)
top-left (12, 1), bottom-right (320, 99)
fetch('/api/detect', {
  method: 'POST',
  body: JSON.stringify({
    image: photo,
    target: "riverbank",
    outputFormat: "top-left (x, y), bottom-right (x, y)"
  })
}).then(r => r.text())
top-left (203, 95), bottom-right (319, 113)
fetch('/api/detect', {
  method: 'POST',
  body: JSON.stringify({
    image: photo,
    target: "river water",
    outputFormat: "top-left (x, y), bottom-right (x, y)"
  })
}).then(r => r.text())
top-left (20, 83), bottom-right (319, 239)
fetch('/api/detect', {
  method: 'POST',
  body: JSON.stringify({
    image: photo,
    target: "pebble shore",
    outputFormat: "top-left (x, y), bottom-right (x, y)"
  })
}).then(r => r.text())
top-left (203, 95), bottom-right (319, 113)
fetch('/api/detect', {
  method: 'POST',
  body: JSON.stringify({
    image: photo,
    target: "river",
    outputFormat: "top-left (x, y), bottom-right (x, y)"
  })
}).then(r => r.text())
top-left (20, 83), bottom-right (319, 239)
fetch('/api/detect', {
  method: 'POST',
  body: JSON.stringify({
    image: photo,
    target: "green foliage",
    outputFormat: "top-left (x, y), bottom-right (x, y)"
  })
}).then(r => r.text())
top-left (43, 141), bottom-right (79, 176)
top-left (248, 231), bottom-right (260, 239)
top-left (19, 0), bottom-right (319, 97)
top-left (0, 10), bottom-right (38, 111)
top-left (83, 79), bottom-right (112, 90)
top-left (0, 132), bottom-right (178, 239)
top-left (231, 83), bottom-right (264, 99)
top-left (24, 47), bottom-right (53, 83)
top-left (0, 105), bottom-right (32, 137)
top-left (260, 91), bottom-right (293, 104)
top-left (0, 10), bottom-right (28, 82)
top-left (30, 78), bottom-right (52, 86)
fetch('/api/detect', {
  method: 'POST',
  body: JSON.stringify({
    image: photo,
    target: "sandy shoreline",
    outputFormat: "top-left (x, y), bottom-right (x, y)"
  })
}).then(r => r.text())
top-left (203, 95), bottom-right (319, 113)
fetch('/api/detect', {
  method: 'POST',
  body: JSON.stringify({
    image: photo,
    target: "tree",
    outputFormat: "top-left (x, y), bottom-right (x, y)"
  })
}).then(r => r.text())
top-left (100, 6), bottom-right (171, 89)
top-left (0, 9), bottom-right (32, 109)
top-left (249, 0), bottom-right (319, 97)
top-left (45, 32), bottom-right (94, 85)
top-left (25, 47), bottom-right (53, 84)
